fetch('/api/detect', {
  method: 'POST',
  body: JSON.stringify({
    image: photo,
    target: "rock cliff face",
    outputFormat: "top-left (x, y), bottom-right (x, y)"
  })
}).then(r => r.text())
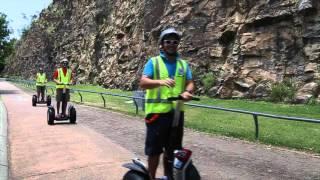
top-left (4, 0), bottom-right (320, 102)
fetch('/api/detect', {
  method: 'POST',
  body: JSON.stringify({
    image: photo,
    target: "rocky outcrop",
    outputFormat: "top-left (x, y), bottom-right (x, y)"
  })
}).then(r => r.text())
top-left (3, 0), bottom-right (320, 102)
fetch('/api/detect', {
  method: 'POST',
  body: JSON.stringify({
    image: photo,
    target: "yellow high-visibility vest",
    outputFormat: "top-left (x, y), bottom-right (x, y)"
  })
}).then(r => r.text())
top-left (145, 56), bottom-right (187, 114)
top-left (56, 68), bottom-right (71, 89)
top-left (36, 73), bottom-right (47, 86)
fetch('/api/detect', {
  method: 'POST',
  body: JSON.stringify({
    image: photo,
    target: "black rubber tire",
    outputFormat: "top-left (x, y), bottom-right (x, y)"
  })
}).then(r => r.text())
top-left (185, 163), bottom-right (201, 180)
top-left (122, 170), bottom-right (149, 180)
top-left (47, 107), bottom-right (55, 125)
top-left (69, 106), bottom-right (76, 124)
top-left (46, 95), bottom-right (51, 106)
top-left (32, 95), bottom-right (37, 106)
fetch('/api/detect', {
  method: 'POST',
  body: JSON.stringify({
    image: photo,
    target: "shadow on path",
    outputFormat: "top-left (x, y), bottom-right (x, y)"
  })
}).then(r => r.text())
top-left (0, 90), bottom-right (18, 95)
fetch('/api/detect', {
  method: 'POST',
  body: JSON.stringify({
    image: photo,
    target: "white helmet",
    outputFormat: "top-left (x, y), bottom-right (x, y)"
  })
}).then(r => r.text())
top-left (159, 28), bottom-right (181, 44)
top-left (60, 58), bottom-right (68, 63)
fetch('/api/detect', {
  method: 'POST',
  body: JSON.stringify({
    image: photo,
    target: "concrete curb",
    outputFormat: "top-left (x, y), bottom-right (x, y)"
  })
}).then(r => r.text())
top-left (0, 101), bottom-right (8, 180)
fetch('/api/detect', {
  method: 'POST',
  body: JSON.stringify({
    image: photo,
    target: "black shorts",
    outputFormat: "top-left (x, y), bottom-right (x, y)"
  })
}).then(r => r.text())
top-left (145, 111), bottom-right (184, 158)
top-left (36, 86), bottom-right (45, 94)
top-left (56, 89), bottom-right (70, 102)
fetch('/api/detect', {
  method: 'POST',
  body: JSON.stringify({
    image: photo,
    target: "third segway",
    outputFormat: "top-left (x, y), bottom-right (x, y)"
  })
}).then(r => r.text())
top-left (32, 88), bottom-right (51, 107)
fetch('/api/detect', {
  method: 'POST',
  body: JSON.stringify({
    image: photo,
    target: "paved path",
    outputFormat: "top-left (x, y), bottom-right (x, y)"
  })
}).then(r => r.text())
top-left (0, 100), bottom-right (8, 179)
top-left (79, 106), bottom-right (320, 180)
top-left (0, 81), bottom-right (132, 179)
top-left (1, 80), bottom-right (320, 180)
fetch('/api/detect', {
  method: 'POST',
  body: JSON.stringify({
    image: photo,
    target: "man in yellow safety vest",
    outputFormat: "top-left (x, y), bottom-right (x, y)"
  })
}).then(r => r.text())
top-left (53, 58), bottom-right (73, 118)
top-left (35, 67), bottom-right (47, 102)
top-left (139, 28), bottom-right (195, 179)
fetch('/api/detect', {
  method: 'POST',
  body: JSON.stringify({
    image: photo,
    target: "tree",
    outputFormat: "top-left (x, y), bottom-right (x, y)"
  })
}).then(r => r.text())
top-left (0, 12), bottom-right (15, 72)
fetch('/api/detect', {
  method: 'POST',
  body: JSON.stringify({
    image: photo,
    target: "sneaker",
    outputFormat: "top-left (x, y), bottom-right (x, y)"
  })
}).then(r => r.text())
top-left (156, 176), bottom-right (168, 180)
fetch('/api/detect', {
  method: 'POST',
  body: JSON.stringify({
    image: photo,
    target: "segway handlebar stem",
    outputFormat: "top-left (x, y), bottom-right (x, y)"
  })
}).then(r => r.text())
top-left (167, 95), bottom-right (200, 101)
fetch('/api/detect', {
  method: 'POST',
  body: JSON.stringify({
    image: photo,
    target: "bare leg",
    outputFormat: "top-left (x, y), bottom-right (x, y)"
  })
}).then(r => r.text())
top-left (37, 87), bottom-right (40, 102)
top-left (56, 101), bottom-right (61, 115)
top-left (148, 155), bottom-right (160, 179)
top-left (41, 87), bottom-right (45, 101)
top-left (62, 100), bottom-right (67, 116)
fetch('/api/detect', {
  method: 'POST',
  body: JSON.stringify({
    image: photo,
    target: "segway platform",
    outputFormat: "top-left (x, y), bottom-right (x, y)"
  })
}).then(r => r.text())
top-left (47, 105), bottom-right (76, 125)
top-left (32, 95), bottom-right (51, 106)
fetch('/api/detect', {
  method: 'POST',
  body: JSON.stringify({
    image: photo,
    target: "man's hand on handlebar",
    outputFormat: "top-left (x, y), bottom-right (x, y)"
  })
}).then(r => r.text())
top-left (56, 82), bottom-right (72, 85)
top-left (167, 95), bottom-right (199, 101)
top-left (181, 91), bottom-right (193, 101)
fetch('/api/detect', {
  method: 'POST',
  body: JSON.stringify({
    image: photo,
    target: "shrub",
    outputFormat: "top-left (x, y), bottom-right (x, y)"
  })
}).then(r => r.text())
top-left (307, 96), bottom-right (317, 105)
top-left (201, 72), bottom-right (216, 92)
top-left (270, 79), bottom-right (298, 103)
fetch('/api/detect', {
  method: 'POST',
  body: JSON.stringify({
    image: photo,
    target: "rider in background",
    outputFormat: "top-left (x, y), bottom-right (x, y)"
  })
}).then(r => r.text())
top-left (35, 67), bottom-right (47, 102)
top-left (53, 58), bottom-right (73, 118)
top-left (140, 27), bottom-right (195, 180)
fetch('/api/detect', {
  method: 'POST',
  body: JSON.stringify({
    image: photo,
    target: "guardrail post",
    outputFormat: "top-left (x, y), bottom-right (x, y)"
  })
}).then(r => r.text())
top-left (51, 88), bottom-right (55, 95)
top-left (253, 114), bottom-right (259, 139)
top-left (78, 91), bottom-right (83, 103)
top-left (100, 93), bottom-right (106, 107)
top-left (133, 98), bottom-right (138, 114)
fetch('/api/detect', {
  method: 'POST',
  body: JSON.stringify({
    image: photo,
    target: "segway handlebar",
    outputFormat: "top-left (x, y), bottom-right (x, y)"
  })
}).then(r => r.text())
top-left (167, 95), bottom-right (200, 101)
top-left (56, 83), bottom-right (72, 85)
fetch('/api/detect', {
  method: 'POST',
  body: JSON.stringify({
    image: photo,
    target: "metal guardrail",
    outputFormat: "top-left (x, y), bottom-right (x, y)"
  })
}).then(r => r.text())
top-left (186, 103), bottom-right (320, 139)
top-left (8, 78), bottom-right (320, 139)
top-left (8, 79), bottom-right (145, 114)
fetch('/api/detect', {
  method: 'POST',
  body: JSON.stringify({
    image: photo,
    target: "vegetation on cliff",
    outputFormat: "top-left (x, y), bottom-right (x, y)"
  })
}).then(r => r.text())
top-left (0, 13), bottom-right (15, 72)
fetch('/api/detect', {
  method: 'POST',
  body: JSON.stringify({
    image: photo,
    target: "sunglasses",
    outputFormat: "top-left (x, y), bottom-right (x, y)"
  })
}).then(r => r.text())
top-left (163, 40), bottom-right (179, 45)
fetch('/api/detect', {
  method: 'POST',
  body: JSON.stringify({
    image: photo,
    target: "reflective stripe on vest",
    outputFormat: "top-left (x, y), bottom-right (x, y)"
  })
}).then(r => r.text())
top-left (36, 73), bottom-right (46, 86)
top-left (56, 68), bottom-right (71, 89)
top-left (145, 56), bottom-right (187, 114)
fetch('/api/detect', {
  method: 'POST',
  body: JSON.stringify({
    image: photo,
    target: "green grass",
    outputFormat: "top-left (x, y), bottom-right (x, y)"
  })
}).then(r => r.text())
top-left (14, 81), bottom-right (320, 154)
top-left (69, 85), bottom-right (138, 116)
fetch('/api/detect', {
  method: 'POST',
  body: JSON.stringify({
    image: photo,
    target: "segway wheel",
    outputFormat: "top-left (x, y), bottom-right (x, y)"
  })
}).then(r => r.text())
top-left (32, 95), bottom-right (37, 106)
top-left (46, 95), bottom-right (51, 106)
top-left (123, 170), bottom-right (149, 180)
top-left (47, 107), bottom-right (55, 125)
top-left (185, 162), bottom-right (201, 180)
top-left (69, 106), bottom-right (76, 124)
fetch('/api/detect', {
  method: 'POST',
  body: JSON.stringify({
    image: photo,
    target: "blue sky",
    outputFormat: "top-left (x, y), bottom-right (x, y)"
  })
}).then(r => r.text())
top-left (0, 0), bottom-right (52, 39)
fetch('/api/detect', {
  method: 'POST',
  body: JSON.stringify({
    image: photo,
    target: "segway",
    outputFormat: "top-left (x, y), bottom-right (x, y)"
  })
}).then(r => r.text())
top-left (122, 95), bottom-right (201, 180)
top-left (47, 84), bottom-right (76, 125)
top-left (32, 88), bottom-right (51, 106)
